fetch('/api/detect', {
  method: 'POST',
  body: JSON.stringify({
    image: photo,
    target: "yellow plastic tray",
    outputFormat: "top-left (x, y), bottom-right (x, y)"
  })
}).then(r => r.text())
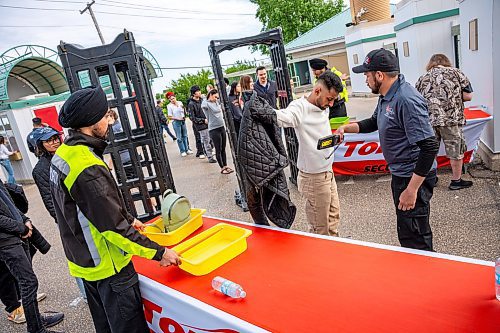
top-left (173, 223), bottom-right (252, 276)
top-left (142, 208), bottom-right (205, 246)
top-left (330, 116), bottom-right (350, 129)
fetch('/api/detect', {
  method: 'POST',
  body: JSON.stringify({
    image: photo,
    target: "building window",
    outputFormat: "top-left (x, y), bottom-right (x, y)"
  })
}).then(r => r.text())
top-left (353, 54), bottom-right (359, 64)
top-left (403, 42), bottom-right (410, 57)
top-left (469, 19), bottom-right (478, 51)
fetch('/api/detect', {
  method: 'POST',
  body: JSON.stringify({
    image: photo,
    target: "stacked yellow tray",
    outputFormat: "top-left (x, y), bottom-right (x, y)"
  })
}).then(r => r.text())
top-left (142, 208), bottom-right (205, 246)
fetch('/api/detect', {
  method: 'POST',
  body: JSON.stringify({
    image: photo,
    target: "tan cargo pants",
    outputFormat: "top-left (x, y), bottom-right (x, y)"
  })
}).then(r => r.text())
top-left (297, 170), bottom-right (340, 236)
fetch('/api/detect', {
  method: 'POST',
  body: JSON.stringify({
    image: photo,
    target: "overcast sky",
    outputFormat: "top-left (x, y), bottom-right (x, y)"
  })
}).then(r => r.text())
top-left (0, 0), bottom-right (400, 95)
top-left (0, 0), bottom-right (267, 95)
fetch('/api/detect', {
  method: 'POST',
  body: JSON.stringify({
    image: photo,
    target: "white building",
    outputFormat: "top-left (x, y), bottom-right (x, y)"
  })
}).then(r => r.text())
top-left (342, 0), bottom-right (499, 170)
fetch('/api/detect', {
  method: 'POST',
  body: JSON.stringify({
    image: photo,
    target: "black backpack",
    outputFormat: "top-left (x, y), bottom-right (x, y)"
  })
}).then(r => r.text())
top-left (4, 183), bottom-right (29, 214)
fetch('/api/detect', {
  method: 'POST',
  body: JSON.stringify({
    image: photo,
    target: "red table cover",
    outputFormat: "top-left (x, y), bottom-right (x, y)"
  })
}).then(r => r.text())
top-left (134, 217), bottom-right (499, 332)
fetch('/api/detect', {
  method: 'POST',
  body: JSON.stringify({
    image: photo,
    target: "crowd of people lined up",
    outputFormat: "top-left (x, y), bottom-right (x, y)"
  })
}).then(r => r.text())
top-left (0, 48), bottom-right (474, 333)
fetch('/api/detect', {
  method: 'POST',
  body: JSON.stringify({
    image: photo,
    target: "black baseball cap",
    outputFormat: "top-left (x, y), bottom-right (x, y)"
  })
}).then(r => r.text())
top-left (352, 49), bottom-right (400, 73)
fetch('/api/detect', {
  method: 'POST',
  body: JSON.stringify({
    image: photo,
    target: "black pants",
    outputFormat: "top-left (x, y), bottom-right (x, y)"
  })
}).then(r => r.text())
top-left (233, 119), bottom-right (241, 142)
top-left (209, 126), bottom-right (227, 169)
top-left (328, 99), bottom-right (347, 118)
top-left (192, 124), bottom-right (203, 156)
top-left (0, 240), bottom-right (39, 313)
top-left (246, 182), bottom-right (269, 226)
top-left (83, 262), bottom-right (149, 333)
top-left (0, 260), bottom-right (20, 313)
top-left (0, 242), bottom-right (43, 333)
top-left (391, 170), bottom-right (437, 251)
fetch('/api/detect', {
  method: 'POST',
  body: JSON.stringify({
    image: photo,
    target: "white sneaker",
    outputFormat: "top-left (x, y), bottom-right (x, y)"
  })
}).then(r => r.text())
top-left (199, 154), bottom-right (205, 159)
top-left (186, 150), bottom-right (194, 155)
top-left (181, 152), bottom-right (187, 157)
top-left (8, 306), bottom-right (26, 324)
top-left (37, 293), bottom-right (47, 302)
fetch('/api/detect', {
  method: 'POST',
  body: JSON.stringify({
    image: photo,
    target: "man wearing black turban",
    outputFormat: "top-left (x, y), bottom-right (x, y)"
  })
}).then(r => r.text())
top-left (309, 58), bottom-right (349, 119)
top-left (51, 86), bottom-right (180, 333)
top-left (58, 86), bottom-right (109, 131)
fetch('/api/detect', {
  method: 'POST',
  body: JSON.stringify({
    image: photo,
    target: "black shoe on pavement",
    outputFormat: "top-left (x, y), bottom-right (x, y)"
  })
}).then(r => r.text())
top-left (449, 178), bottom-right (473, 190)
top-left (208, 158), bottom-right (217, 163)
top-left (39, 329), bottom-right (65, 333)
top-left (41, 311), bottom-right (64, 328)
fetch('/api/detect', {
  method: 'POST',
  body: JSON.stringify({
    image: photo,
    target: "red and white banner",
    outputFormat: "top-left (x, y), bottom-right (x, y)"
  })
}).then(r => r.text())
top-left (135, 217), bottom-right (499, 333)
top-left (332, 108), bottom-right (493, 175)
top-left (140, 276), bottom-right (270, 333)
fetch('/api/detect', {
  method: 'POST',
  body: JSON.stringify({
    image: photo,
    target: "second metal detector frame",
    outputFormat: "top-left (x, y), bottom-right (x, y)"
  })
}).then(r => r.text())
top-left (208, 28), bottom-right (299, 210)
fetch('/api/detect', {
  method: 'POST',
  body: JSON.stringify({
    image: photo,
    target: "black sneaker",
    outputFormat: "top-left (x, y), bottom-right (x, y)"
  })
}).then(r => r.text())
top-left (449, 178), bottom-right (473, 190)
top-left (208, 158), bottom-right (217, 163)
top-left (40, 329), bottom-right (65, 333)
top-left (41, 311), bottom-right (64, 328)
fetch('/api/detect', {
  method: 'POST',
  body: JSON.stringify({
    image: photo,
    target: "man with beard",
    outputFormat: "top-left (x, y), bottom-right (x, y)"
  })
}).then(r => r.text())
top-left (275, 71), bottom-right (343, 236)
top-left (336, 49), bottom-right (439, 251)
top-left (50, 86), bottom-right (180, 333)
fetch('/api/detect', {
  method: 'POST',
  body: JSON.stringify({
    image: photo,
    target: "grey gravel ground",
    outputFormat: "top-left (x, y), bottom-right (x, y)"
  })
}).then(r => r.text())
top-left (1, 96), bottom-right (499, 333)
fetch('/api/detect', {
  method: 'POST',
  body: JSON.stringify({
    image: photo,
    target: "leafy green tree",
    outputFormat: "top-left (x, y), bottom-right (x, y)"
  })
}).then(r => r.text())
top-left (167, 69), bottom-right (213, 106)
top-left (225, 60), bottom-right (256, 74)
top-left (251, 0), bottom-right (344, 53)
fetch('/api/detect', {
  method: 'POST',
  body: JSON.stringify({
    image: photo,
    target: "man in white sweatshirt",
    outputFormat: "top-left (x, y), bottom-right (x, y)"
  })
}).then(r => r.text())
top-left (276, 71), bottom-right (344, 236)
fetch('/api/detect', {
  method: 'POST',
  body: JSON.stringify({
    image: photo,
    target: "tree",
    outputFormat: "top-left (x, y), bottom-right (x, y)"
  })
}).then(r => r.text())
top-left (167, 69), bottom-right (213, 106)
top-left (250, 0), bottom-right (344, 53)
top-left (225, 60), bottom-right (256, 74)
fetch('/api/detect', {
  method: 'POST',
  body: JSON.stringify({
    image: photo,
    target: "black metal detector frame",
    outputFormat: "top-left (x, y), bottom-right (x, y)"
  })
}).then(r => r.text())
top-left (58, 31), bottom-right (175, 221)
top-left (208, 28), bottom-right (299, 211)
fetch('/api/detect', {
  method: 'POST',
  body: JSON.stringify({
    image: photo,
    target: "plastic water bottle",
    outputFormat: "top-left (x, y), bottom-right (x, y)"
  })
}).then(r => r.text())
top-left (496, 257), bottom-right (500, 301)
top-left (212, 276), bottom-right (246, 299)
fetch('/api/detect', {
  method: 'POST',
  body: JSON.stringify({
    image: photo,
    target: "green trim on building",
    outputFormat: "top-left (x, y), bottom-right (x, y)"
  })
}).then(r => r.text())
top-left (345, 33), bottom-right (397, 48)
top-left (0, 91), bottom-right (70, 111)
top-left (394, 8), bottom-right (459, 32)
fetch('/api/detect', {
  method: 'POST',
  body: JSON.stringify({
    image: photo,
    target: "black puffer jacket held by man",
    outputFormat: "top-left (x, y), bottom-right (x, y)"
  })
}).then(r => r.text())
top-left (237, 92), bottom-right (296, 228)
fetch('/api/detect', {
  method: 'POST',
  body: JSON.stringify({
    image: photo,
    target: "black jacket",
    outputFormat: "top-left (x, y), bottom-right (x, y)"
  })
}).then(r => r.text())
top-left (237, 92), bottom-right (296, 228)
top-left (228, 95), bottom-right (243, 122)
top-left (155, 106), bottom-right (168, 125)
top-left (253, 80), bottom-right (278, 109)
top-left (50, 130), bottom-right (164, 280)
top-left (32, 153), bottom-right (57, 222)
top-left (187, 98), bottom-right (208, 131)
top-left (0, 181), bottom-right (29, 248)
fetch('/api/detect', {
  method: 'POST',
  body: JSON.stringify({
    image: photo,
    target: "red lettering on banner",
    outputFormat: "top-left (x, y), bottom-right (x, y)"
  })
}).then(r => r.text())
top-left (143, 298), bottom-right (162, 326)
top-left (143, 297), bottom-right (242, 333)
top-left (344, 141), bottom-right (364, 157)
top-left (363, 164), bottom-right (388, 173)
top-left (376, 145), bottom-right (383, 154)
top-left (359, 142), bottom-right (378, 156)
top-left (160, 317), bottom-right (185, 333)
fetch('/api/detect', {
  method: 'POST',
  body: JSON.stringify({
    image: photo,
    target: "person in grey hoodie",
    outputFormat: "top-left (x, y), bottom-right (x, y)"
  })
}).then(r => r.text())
top-left (201, 89), bottom-right (233, 174)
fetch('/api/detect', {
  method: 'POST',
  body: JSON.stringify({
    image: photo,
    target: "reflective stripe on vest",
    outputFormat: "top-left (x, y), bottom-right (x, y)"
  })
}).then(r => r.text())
top-left (53, 144), bottom-right (131, 281)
